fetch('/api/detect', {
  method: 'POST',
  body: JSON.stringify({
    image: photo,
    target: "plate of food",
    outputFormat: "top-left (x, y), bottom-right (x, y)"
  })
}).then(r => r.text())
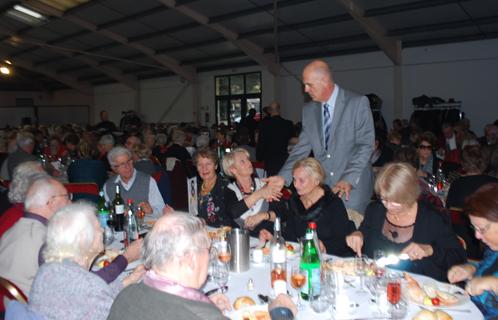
top-left (285, 242), bottom-right (299, 259)
top-left (208, 226), bottom-right (232, 240)
top-left (94, 249), bottom-right (120, 268)
top-left (230, 296), bottom-right (270, 320)
top-left (404, 273), bottom-right (469, 308)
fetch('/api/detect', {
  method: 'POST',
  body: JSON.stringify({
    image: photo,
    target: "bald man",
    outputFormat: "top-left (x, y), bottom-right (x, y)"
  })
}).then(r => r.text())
top-left (279, 59), bottom-right (375, 214)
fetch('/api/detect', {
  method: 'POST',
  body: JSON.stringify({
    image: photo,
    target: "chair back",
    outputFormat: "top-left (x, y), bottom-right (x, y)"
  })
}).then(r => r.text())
top-left (64, 183), bottom-right (100, 203)
top-left (152, 171), bottom-right (172, 205)
top-left (165, 159), bottom-right (188, 211)
top-left (0, 277), bottom-right (28, 314)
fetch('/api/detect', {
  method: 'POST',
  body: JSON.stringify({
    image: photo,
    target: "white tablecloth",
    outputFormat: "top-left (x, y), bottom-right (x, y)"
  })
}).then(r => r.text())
top-left (203, 238), bottom-right (483, 320)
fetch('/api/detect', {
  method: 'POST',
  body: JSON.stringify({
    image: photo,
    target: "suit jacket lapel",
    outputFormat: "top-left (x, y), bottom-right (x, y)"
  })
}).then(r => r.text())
top-left (329, 87), bottom-right (345, 147)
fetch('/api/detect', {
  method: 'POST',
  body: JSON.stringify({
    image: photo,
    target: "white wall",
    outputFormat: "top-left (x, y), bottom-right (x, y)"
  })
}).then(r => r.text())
top-left (2, 38), bottom-right (497, 134)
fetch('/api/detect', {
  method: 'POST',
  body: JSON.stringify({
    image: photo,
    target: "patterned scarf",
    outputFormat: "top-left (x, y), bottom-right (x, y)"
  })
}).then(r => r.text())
top-left (143, 270), bottom-right (212, 305)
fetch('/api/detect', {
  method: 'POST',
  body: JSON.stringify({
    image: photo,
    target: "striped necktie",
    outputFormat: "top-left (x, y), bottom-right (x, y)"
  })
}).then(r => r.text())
top-left (323, 103), bottom-right (331, 150)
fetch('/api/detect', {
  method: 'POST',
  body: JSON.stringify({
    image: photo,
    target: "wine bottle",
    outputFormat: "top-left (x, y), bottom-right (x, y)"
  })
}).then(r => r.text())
top-left (300, 222), bottom-right (321, 300)
top-left (270, 217), bottom-right (287, 295)
top-left (97, 191), bottom-right (110, 228)
top-left (124, 199), bottom-right (139, 247)
top-left (113, 185), bottom-right (125, 232)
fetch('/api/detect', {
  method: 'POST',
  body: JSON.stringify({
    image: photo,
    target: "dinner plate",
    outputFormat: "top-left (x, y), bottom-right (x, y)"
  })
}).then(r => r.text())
top-left (230, 304), bottom-right (270, 320)
top-left (403, 279), bottom-right (469, 308)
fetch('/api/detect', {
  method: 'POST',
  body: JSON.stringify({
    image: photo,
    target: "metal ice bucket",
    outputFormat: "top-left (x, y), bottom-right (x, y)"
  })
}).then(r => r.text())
top-left (227, 228), bottom-right (250, 272)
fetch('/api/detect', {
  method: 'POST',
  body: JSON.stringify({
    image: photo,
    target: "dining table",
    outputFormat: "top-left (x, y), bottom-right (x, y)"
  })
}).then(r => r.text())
top-left (103, 224), bottom-right (483, 320)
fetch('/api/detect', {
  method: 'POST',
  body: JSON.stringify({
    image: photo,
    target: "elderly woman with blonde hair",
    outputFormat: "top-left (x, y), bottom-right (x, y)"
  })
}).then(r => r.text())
top-left (222, 148), bottom-right (283, 235)
top-left (346, 162), bottom-right (466, 281)
top-left (25, 202), bottom-right (144, 320)
top-left (260, 157), bottom-right (355, 256)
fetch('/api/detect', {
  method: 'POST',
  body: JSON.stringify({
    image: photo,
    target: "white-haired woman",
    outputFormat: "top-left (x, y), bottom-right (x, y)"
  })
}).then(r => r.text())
top-left (222, 148), bottom-right (282, 235)
top-left (164, 129), bottom-right (191, 162)
top-left (26, 202), bottom-right (144, 320)
top-left (0, 161), bottom-right (46, 238)
top-left (261, 158), bottom-right (355, 256)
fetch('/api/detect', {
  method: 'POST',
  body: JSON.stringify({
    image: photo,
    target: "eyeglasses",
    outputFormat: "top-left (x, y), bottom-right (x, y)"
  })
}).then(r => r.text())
top-left (113, 159), bottom-right (132, 169)
top-left (47, 193), bottom-right (72, 204)
top-left (470, 223), bottom-right (492, 235)
top-left (418, 144), bottom-right (432, 150)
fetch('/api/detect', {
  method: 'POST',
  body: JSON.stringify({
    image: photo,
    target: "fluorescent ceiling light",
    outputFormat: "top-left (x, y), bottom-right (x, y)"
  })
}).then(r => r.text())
top-left (4, 60), bottom-right (12, 65)
top-left (13, 4), bottom-right (45, 19)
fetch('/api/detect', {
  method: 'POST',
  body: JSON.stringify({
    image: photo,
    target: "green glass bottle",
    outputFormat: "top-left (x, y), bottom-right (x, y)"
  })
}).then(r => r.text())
top-left (300, 222), bottom-right (321, 300)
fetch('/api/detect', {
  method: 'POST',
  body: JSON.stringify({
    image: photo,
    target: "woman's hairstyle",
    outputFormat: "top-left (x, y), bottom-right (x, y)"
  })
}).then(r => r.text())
top-left (464, 183), bottom-right (498, 222)
top-left (417, 131), bottom-right (436, 149)
top-left (461, 145), bottom-right (488, 174)
top-left (193, 147), bottom-right (218, 167)
top-left (374, 162), bottom-right (420, 205)
top-left (98, 134), bottom-right (115, 147)
top-left (133, 143), bottom-right (152, 159)
top-left (8, 161), bottom-right (46, 203)
top-left (222, 148), bottom-right (249, 178)
top-left (142, 212), bottom-right (209, 270)
top-left (107, 146), bottom-right (131, 166)
top-left (16, 131), bottom-right (34, 148)
top-left (43, 202), bottom-right (97, 263)
top-left (292, 157), bottom-right (325, 184)
top-left (77, 141), bottom-right (94, 159)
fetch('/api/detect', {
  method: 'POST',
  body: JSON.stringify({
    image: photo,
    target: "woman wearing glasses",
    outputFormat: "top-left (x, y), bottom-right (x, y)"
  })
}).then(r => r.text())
top-left (415, 132), bottom-right (439, 178)
top-left (448, 183), bottom-right (498, 319)
top-left (346, 162), bottom-right (466, 281)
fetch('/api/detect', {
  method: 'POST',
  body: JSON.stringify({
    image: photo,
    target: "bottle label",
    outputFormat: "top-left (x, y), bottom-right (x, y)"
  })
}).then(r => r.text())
top-left (301, 267), bottom-right (320, 296)
top-left (115, 204), bottom-right (125, 214)
top-left (273, 280), bottom-right (287, 296)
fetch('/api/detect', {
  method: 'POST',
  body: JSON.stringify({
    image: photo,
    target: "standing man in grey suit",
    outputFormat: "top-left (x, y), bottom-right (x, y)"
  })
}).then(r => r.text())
top-left (279, 59), bottom-right (375, 214)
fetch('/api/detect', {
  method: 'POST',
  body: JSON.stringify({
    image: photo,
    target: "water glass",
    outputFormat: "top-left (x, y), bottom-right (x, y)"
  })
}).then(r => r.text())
top-left (211, 261), bottom-right (229, 290)
top-left (309, 287), bottom-right (329, 313)
top-left (355, 255), bottom-right (368, 293)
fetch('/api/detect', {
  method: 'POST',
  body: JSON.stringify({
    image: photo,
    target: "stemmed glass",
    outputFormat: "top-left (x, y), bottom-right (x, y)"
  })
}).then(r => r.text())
top-left (211, 261), bottom-right (229, 292)
top-left (355, 255), bottom-right (368, 293)
top-left (217, 240), bottom-right (231, 265)
top-left (387, 276), bottom-right (407, 319)
top-left (290, 265), bottom-right (306, 309)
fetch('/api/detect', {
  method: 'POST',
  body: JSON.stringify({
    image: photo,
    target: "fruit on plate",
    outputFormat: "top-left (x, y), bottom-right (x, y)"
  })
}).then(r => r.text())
top-left (404, 273), bottom-right (459, 306)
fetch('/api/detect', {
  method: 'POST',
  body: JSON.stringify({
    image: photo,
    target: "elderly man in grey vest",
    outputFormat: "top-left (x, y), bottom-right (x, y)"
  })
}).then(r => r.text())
top-left (104, 146), bottom-right (165, 217)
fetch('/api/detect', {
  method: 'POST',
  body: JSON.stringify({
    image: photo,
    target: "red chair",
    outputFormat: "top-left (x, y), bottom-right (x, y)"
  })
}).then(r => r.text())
top-left (251, 161), bottom-right (267, 178)
top-left (165, 159), bottom-right (188, 211)
top-left (0, 276), bottom-right (28, 315)
top-left (64, 183), bottom-right (100, 203)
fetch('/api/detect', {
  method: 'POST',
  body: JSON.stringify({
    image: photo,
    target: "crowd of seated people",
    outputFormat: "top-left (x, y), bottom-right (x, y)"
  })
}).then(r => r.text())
top-left (0, 111), bottom-right (497, 319)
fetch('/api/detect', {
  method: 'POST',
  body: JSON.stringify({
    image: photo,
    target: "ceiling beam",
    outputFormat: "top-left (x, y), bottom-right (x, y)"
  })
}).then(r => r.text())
top-left (336, 0), bottom-right (401, 65)
top-left (0, 26), bottom-right (139, 90)
top-left (0, 49), bottom-right (93, 95)
top-left (388, 15), bottom-right (498, 37)
top-left (157, 0), bottom-right (280, 76)
top-left (22, 0), bottom-right (197, 82)
top-left (364, 0), bottom-right (471, 17)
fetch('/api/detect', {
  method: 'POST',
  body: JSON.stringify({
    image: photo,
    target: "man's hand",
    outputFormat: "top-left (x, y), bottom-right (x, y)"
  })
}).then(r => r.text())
top-left (262, 176), bottom-right (285, 201)
top-left (244, 213), bottom-right (266, 230)
top-left (138, 201), bottom-right (153, 215)
top-left (345, 231), bottom-right (363, 256)
top-left (162, 204), bottom-right (174, 215)
top-left (401, 242), bottom-right (433, 261)
top-left (466, 276), bottom-right (498, 296)
top-left (448, 264), bottom-right (476, 284)
top-left (269, 294), bottom-right (297, 317)
top-left (209, 293), bottom-right (232, 313)
top-left (122, 264), bottom-right (145, 287)
top-left (123, 238), bottom-right (143, 263)
top-left (259, 229), bottom-right (273, 242)
top-left (332, 180), bottom-right (352, 201)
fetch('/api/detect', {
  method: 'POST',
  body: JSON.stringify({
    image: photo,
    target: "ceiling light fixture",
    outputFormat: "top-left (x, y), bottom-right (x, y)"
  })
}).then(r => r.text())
top-left (4, 60), bottom-right (12, 65)
top-left (13, 4), bottom-right (45, 19)
top-left (0, 66), bottom-right (11, 75)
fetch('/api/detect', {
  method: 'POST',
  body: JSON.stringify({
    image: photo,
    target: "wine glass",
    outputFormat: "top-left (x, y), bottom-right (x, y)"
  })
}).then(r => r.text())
top-left (355, 255), bottom-right (368, 293)
top-left (387, 277), bottom-right (407, 319)
top-left (290, 265), bottom-right (306, 309)
top-left (136, 205), bottom-right (146, 228)
top-left (217, 240), bottom-right (231, 265)
top-left (212, 261), bottom-right (229, 292)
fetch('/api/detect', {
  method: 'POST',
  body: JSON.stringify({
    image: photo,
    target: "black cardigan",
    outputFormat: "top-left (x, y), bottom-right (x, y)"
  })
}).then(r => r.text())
top-left (271, 186), bottom-right (355, 257)
top-left (359, 201), bottom-right (467, 282)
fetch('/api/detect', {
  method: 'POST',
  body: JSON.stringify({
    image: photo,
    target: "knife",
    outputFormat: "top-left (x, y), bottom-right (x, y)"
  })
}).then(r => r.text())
top-left (205, 286), bottom-right (227, 296)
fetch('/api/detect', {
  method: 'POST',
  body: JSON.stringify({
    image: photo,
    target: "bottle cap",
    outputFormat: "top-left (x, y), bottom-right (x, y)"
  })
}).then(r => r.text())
top-left (308, 221), bottom-right (317, 229)
top-left (127, 199), bottom-right (133, 205)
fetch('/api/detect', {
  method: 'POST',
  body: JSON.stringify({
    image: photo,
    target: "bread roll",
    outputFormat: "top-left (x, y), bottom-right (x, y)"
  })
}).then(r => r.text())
top-left (412, 309), bottom-right (437, 320)
top-left (435, 310), bottom-right (453, 320)
top-left (233, 296), bottom-right (256, 310)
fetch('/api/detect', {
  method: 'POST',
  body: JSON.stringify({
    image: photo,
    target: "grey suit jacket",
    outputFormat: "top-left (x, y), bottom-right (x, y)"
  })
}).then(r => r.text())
top-left (279, 86), bottom-right (374, 214)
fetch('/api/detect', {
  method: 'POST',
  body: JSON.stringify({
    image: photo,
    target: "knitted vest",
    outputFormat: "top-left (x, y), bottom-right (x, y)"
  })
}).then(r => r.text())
top-left (105, 170), bottom-right (150, 204)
